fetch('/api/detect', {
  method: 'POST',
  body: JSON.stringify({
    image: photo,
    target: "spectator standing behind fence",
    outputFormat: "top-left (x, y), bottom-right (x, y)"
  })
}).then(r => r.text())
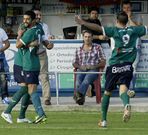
top-left (81, 7), bottom-right (109, 45)
top-left (32, 8), bottom-right (54, 105)
top-left (72, 30), bottom-right (106, 105)
top-left (75, 11), bottom-right (147, 127)
top-left (81, 7), bottom-right (109, 97)
top-left (122, 0), bottom-right (143, 98)
top-left (0, 27), bottom-right (10, 104)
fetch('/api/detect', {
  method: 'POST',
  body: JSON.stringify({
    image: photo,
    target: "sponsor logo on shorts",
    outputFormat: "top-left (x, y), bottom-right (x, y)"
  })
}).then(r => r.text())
top-left (26, 74), bottom-right (30, 78)
top-left (21, 71), bottom-right (24, 76)
top-left (112, 65), bottom-right (131, 73)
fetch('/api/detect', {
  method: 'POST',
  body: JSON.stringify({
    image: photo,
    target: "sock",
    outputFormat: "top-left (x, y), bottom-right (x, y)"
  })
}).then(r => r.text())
top-left (31, 92), bottom-right (45, 117)
top-left (18, 93), bottom-right (30, 119)
top-left (101, 94), bottom-right (110, 121)
top-left (5, 86), bottom-right (28, 114)
top-left (120, 92), bottom-right (129, 106)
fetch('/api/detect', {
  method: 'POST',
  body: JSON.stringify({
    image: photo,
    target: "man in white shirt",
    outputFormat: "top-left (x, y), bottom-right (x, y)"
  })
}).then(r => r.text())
top-left (0, 28), bottom-right (10, 104)
top-left (33, 8), bottom-right (54, 105)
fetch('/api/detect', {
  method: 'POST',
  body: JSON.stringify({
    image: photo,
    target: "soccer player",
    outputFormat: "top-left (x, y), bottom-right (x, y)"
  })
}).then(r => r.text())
top-left (75, 11), bottom-right (147, 127)
top-left (32, 8), bottom-right (53, 105)
top-left (1, 10), bottom-right (52, 124)
top-left (122, 0), bottom-right (143, 98)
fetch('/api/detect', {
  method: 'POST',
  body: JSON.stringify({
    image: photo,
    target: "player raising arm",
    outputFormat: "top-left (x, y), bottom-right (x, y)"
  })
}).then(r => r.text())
top-left (75, 11), bottom-right (147, 127)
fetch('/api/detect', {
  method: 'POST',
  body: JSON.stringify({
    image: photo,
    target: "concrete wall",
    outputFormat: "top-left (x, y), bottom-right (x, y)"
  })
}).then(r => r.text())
top-left (42, 13), bottom-right (148, 37)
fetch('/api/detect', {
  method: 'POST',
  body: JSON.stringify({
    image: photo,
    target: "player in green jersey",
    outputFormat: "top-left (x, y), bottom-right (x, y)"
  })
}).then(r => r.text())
top-left (75, 11), bottom-right (147, 127)
top-left (1, 11), bottom-right (52, 124)
top-left (122, 0), bottom-right (143, 98)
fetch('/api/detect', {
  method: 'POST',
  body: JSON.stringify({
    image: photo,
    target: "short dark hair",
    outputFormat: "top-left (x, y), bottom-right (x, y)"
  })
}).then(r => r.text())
top-left (24, 10), bottom-right (36, 20)
top-left (122, 0), bottom-right (131, 7)
top-left (117, 11), bottom-right (128, 25)
top-left (82, 30), bottom-right (93, 36)
top-left (88, 7), bottom-right (99, 14)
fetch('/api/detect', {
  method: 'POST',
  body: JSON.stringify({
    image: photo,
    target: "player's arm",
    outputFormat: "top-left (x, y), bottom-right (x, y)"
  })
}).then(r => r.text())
top-left (16, 28), bottom-right (26, 48)
top-left (28, 40), bottom-right (39, 47)
top-left (127, 11), bottom-right (142, 26)
top-left (0, 29), bottom-right (10, 52)
top-left (16, 38), bottom-right (23, 48)
top-left (16, 29), bottom-right (39, 48)
top-left (17, 38), bottom-right (40, 48)
top-left (42, 40), bottom-right (54, 50)
top-left (75, 15), bottom-right (103, 33)
top-left (1, 39), bottom-right (10, 52)
top-left (128, 17), bottom-right (142, 26)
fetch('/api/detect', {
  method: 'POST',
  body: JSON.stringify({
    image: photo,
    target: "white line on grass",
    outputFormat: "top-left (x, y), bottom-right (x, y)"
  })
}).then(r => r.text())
top-left (0, 126), bottom-right (148, 130)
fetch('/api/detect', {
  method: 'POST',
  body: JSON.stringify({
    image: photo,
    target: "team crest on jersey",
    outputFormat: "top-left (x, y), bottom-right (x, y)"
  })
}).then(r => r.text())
top-left (122, 34), bottom-right (130, 46)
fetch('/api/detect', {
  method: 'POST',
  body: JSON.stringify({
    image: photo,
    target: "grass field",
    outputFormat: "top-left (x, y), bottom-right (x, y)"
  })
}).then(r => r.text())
top-left (0, 111), bottom-right (148, 135)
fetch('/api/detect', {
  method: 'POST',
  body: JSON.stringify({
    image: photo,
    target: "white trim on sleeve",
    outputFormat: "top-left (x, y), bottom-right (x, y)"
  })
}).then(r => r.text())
top-left (20, 39), bottom-right (26, 45)
top-left (102, 26), bottom-right (106, 36)
top-left (145, 26), bottom-right (148, 35)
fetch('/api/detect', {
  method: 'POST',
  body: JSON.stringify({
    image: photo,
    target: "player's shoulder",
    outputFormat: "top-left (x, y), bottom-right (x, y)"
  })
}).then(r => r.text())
top-left (128, 25), bottom-right (145, 30)
top-left (37, 22), bottom-right (47, 28)
top-left (35, 23), bottom-right (42, 29)
top-left (23, 26), bottom-right (37, 35)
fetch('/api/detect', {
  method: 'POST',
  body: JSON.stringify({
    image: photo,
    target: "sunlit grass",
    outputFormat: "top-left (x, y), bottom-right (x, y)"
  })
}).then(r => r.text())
top-left (0, 111), bottom-right (148, 135)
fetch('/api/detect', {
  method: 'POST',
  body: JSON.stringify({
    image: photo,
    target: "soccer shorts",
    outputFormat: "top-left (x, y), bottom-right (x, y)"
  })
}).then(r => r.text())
top-left (23, 70), bottom-right (40, 84)
top-left (13, 64), bottom-right (25, 83)
top-left (105, 62), bottom-right (133, 91)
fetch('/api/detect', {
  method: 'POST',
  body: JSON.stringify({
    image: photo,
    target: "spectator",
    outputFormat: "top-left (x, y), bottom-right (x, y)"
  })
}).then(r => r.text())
top-left (81, 7), bottom-right (109, 44)
top-left (81, 7), bottom-right (108, 97)
top-left (0, 27), bottom-right (10, 104)
top-left (122, 0), bottom-right (143, 97)
top-left (75, 11), bottom-right (147, 127)
top-left (33, 8), bottom-right (54, 105)
top-left (72, 30), bottom-right (106, 105)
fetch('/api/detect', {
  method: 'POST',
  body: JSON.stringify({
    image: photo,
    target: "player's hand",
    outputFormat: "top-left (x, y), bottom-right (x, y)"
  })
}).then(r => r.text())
top-left (17, 29), bottom-right (25, 39)
top-left (28, 40), bottom-right (39, 47)
top-left (46, 42), bottom-right (54, 50)
top-left (126, 11), bottom-right (132, 19)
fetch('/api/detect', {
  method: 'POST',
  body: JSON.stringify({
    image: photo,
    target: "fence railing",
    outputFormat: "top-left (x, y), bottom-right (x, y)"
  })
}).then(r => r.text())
top-left (1, 71), bottom-right (148, 105)
top-left (54, 71), bottom-right (148, 105)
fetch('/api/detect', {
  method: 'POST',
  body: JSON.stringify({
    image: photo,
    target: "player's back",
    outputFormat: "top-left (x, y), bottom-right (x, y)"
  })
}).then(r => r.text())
top-left (104, 25), bottom-right (147, 65)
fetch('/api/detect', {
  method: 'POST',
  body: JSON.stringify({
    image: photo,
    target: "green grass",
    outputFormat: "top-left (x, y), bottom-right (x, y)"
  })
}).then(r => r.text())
top-left (0, 111), bottom-right (148, 135)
